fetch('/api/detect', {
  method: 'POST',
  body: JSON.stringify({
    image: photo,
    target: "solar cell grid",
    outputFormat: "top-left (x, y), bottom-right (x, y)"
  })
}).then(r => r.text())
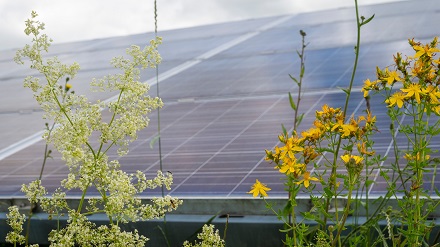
top-left (0, 0), bottom-right (439, 202)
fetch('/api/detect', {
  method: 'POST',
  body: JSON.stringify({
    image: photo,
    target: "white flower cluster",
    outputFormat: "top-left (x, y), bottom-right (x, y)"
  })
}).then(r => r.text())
top-left (21, 179), bottom-right (47, 204)
top-left (48, 211), bottom-right (148, 246)
top-left (6, 206), bottom-right (26, 245)
top-left (183, 224), bottom-right (225, 247)
top-left (13, 11), bottom-right (182, 245)
top-left (40, 188), bottom-right (68, 218)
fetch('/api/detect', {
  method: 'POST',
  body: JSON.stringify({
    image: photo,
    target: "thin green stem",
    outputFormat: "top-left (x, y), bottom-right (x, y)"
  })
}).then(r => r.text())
top-left (153, 0), bottom-right (165, 201)
top-left (412, 104), bottom-right (420, 244)
top-left (342, 0), bottom-right (361, 119)
top-left (26, 83), bottom-right (69, 245)
top-left (293, 31), bottom-right (307, 132)
top-left (291, 192), bottom-right (297, 246)
top-left (223, 214), bottom-right (229, 241)
top-left (332, 184), bottom-right (354, 247)
top-left (341, 194), bottom-right (391, 246)
top-left (325, 0), bottom-right (363, 230)
top-left (153, 2), bottom-right (168, 244)
top-left (97, 88), bottom-right (125, 156)
top-left (77, 183), bottom-right (90, 214)
top-left (101, 192), bottom-right (114, 224)
top-left (287, 30), bottom-right (307, 244)
top-left (263, 197), bottom-right (292, 227)
top-left (390, 115), bottom-right (407, 191)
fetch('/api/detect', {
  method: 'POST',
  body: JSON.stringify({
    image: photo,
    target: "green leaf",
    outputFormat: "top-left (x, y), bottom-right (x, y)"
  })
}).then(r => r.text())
top-left (296, 113), bottom-right (304, 126)
top-left (314, 218), bottom-right (325, 226)
top-left (281, 124), bottom-right (287, 137)
top-left (361, 14), bottom-right (375, 26)
top-left (365, 179), bottom-right (375, 187)
top-left (300, 66), bottom-right (305, 78)
top-left (156, 225), bottom-right (171, 247)
top-left (324, 187), bottom-right (334, 197)
top-left (339, 87), bottom-right (350, 95)
top-left (184, 213), bottom-right (220, 243)
top-left (289, 74), bottom-right (299, 85)
top-left (435, 187), bottom-right (440, 197)
top-left (316, 147), bottom-right (335, 153)
top-left (149, 135), bottom-right (160, 149)
top-left (304, 225), bottom-right (319, 236)
top-left (302, 211), bottom-right (315, 220)
top-left (289, 92), bottom-right (297, 111)
top-left (385, 190), bottom-right (393, 198)
top-left (279, 228), bottom-right (293, 233)
top-left (342, 143), bottom-right (353, 152)
top-left (372, 225), bottom-right (389, 247)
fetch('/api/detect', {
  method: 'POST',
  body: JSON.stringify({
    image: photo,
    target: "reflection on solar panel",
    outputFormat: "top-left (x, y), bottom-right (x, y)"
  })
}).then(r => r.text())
top-left (0, 0), bottom-right (439, 200)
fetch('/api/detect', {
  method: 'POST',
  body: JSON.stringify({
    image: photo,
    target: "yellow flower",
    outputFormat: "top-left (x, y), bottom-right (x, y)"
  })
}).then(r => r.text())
top-left (410, 59), bottom-right (427, 78)
top-left (361, 79), bottom-right (377, 97)
top-left (65, 83), bottom-right (72, 91)
top-left (278, 134), bottom-right (286, 143)
top-left (331, 118), bottom-right (357, 137)
top-left (316, 104), bottom-right (340, 121)
top-left (357, 141), bottom-right (375, 156)
top-left (278, 158), bottom-right (305, 175)
top-left (423, 85), bottom-right (440, 104)
top-left (401, 83), bottom-right (424, 104)
top-left (341, 154), bottom-right (364, 165)
top-left (278, 137), bottom-right (304, 161)
top-left (303, 146), bottom-right (319, 164)
top-left (316, 104), bottom-right (332, 116)
top-left (313, 119), bottom-right (325, 129)
top-left (434, 105), bottom-right (440, 115)
top-left (248, 179), bottom-right (271, 197)
top-left (413, 44), bottom-right (440, 58)
top-left (404, 152), bottom-right (430, 161)
top-left (341, 154), bottom-right (364, 184)
top-left (385, 91), bottom-right (406, 108)
top-left (385, 68), bottom-right (402, 85)
top-left (296, 171), bottom-right (319, 188)
top-left (301, 127), bottom-right (322, 142)
top-left (265, 149), bottom-right (275, 162)
top-left (358, 110), bottom-right (376, 130)
top-left (339, 123), bottom-right (357, 137)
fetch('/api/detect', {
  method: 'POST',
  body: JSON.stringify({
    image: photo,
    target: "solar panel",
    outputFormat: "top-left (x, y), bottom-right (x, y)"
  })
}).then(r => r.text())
top-left (0, 0), bottom-right (439, 201)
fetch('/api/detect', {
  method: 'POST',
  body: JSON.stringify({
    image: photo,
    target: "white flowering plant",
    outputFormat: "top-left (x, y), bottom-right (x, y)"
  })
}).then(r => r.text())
top-left (183, 224), bottom-right (225, 247)
top-left (7, 11), bottom-right (183, 246)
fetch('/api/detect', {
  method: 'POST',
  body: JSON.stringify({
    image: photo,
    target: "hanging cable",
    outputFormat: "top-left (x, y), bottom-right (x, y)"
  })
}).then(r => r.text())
top-left (153, 3), bottom-right (171, 246)
top-left (153, 0), bottom-right (165, 199)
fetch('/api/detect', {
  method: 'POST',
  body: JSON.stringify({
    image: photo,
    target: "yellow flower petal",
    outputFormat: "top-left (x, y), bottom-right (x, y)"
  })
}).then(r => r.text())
top-left (248, 179), bottom-right (271, 197)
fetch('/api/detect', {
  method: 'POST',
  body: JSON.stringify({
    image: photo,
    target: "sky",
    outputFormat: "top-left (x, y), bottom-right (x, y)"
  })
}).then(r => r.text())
top-left (1, 0), bottom-right (405, 51)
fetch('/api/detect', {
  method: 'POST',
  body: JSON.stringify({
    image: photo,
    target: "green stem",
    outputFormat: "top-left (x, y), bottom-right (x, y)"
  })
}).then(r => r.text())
top-left (390, 114), bottom-right (407, 191)
top-left (97, 88), bottom-right (125, 157)
top-left (325, 0), bottom-right (363, 229)
top-left (412, 105), bottom-right (419, 244)
top-left (26, 94), bottom-right (63, 245)
top-left (341, 194), bottom-right (390, 246)
top-left (413, 102), bottom-right (426, 245)
top-left (293, 31), bottom-right (307, 132)
top-left (291, 193), bottom-right (297, 246)
top-left (342, 0), bottom-right (361, 119)
top-left (287, 30), bottom-right (307, 242)
top-left (77, 184), bottom-right (90, 214)
top-left (101, 190), bottom-right (114, 224)
top-left (332, 184), bottom-right (354, 247)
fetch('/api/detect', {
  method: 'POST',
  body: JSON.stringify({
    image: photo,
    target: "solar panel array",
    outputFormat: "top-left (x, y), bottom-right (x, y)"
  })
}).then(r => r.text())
top-left (0, 0), bottom-right (439, 199)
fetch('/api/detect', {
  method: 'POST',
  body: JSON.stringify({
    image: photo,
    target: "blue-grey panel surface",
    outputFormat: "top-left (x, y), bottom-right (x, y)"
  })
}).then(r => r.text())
top-left (0, 0), bottom-right (439, 199)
